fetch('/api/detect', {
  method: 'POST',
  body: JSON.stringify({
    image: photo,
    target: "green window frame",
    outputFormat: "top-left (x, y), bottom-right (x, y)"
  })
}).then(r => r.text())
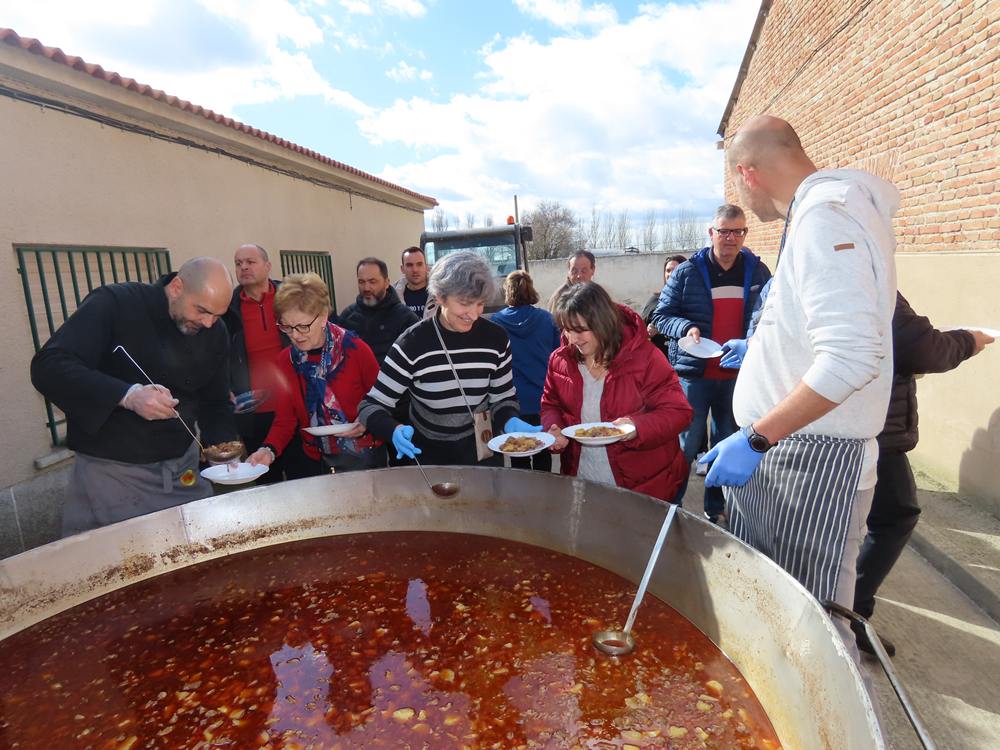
top-left (16, 245), bottom-right (172, 446)
top-left (279, 250), bottom-right (337, 311)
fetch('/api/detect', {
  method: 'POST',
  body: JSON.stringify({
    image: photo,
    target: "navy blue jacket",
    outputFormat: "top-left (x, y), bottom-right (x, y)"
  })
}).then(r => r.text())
top-left (651, 247), bottom-right (770, 377)
top-left (491, 304), bottom-right (561, 414)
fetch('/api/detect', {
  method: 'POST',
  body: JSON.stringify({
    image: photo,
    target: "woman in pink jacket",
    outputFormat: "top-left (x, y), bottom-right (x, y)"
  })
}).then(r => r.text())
top-left (542, 282), bottom-right (692, 501)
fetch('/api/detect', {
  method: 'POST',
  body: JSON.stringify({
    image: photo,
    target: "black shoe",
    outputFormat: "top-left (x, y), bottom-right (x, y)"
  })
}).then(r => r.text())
top-left (852, 620), bottom-right (896, 657)
top-left (704, 511), bottom-right (719, 524)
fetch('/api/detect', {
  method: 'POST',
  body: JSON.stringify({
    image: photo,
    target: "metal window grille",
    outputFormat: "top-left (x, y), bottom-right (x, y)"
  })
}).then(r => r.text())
top-left (279, 250), bottom-right (337, 311)
top-left (16, 245), bottom-right (172, 446)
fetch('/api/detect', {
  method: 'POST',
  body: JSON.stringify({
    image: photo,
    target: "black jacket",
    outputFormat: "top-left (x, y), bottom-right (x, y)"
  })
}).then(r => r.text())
top-left (30, 275), bottom-right (237, 463)
top-left (879, 292), bottom-right (976, 453)
top-left (339, 285), bottom-right (419, 366)
top-left (221, 280), bottom-right (290, 396)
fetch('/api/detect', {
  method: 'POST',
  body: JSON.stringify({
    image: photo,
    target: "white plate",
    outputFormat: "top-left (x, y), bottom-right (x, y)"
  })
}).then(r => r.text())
top-left (562, 422), bottom-right (636, 446)
top-left (488, 431), bottom-right (555, 457)
top-left (303, 422), bottom-right (360, 437)
top-left (200, 462), bottom-right (269, 485)
top-left (943, 325), bottom-right (1000, 339)
top-left (678, 335), bottom-right (724, 358)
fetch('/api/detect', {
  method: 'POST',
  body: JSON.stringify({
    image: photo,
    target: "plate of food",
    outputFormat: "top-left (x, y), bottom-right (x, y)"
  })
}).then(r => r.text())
top-left (562, 422), bottom-right (636, 446)
top-left (302, 422), bottom-right (360, 437)
top-left (202, 440), bottom-right (245, 465)
top-left (677, 335), bottom-right (724, 359)
top-left (200, 462), bottom-right (268, 485)
top-left (488, 431), bottom-right (556, 457)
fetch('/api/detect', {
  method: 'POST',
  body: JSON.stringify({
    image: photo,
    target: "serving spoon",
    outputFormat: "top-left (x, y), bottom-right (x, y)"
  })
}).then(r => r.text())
top-left (412, 455), bottom-right (459, 497)
top-left (593, 501), bottom-right (678, 656)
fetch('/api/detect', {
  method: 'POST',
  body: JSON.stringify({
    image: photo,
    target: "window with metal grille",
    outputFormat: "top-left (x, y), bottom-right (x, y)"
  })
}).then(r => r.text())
top-left (279, 250), bottom-right (337, 312)
top-left (16, 246), bottom-right (172, 446)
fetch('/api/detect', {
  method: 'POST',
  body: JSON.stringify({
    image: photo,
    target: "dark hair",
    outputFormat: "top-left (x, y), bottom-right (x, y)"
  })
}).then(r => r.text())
top-left (357, 257), bottom-right (389, 279)
top-left (503, 270), bottom-right (539, 307)
top-left (552, 282), bottom-right (623, 367)
top-left (664, 254), bottom-right (687, 271)
top-left (714, 204), bottom-right (745, 223)
top-left (401, 246), bottom-right (424, 263)
top-left (568, 250), bottom-right (596, 269)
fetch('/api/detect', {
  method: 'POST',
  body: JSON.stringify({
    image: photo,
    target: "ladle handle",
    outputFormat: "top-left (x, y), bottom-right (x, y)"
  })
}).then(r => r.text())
top-left (623, 501), bottom-right (678, 635)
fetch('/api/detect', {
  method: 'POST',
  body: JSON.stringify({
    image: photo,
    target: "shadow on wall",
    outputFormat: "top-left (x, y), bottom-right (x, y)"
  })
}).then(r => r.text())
top-left (959, 407), bottom-right (1000, 520)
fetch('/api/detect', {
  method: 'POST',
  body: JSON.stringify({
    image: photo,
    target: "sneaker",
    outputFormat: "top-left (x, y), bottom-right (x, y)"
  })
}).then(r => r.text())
top-left (694, 452), bottom-right (708, 476)
top-left (851, 620), bottom-right (897, 657)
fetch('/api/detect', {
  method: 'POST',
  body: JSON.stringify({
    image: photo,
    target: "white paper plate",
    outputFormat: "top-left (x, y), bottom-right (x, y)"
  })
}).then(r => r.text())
top-left (678, 335), bottom-right (724, 358)
top-left (562, 422), bottom-right (635, 446)
top-left (943, 325), bottom-right (1000, 339)
top-left (200, 462), bottom-right (269, 485)
top-left (303, 422), bottom-right (360, 437)
top-left (488, 431), bottom-right (555, 457)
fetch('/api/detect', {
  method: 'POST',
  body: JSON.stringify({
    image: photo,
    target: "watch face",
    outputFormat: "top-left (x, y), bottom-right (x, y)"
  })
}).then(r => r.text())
top-left (749, 433), bottom-right (770, 452)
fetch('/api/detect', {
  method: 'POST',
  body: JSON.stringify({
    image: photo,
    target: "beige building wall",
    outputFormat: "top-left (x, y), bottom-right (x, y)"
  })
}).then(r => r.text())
top-left (0, 44), bottom-right (432, 494)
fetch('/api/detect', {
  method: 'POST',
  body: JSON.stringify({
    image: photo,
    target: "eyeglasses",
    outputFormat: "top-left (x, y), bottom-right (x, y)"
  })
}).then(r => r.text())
top-left (277, 314), bottom-right (320, 335)
top-left (713, 227), bottom-right (749, 239)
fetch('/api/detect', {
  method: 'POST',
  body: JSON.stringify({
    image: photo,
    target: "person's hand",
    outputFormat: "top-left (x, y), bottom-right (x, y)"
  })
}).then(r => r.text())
top-left (701, 430), bottom-right (764, 487)
top-left (248, 447), bottom-right (275, 467)
top-left (392, 425), bottom-right (421, 460)
top-left (504, 417), bottom-right (542, 434)
top-left (687, 326), bottom-right (702, 344)
top-left (970, 329), bottom-right (995, 355)
top-left (646, 322), bottom-right (658, 338)
top-left (611, 416), bottom-right (636, 441)
top-left (339, 421), bottom-right (367, 438)
top-left (720, 339), bottom-right (748, 369)
top-left (547, 424), bottom-right (569, 452)
top-left (123, 384), bottom-right (179, 421)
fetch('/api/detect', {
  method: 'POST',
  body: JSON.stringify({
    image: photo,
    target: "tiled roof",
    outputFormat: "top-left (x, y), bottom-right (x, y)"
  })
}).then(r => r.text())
top-left (0, 28), bottom-right (437, 206)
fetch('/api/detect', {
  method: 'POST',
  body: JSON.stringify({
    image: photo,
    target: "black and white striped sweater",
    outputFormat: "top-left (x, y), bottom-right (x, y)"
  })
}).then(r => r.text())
top-left (358, 315), bottom-right (520, 445)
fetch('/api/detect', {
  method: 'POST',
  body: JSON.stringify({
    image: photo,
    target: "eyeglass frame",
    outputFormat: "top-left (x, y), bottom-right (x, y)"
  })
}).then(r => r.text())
top-left (277, 313), bottom-right (321, 335)
top-left (711, 227), bottom-right (749, 239)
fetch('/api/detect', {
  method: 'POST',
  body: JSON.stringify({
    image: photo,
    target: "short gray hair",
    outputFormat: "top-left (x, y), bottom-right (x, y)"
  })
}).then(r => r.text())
top-left (428, 251), bottom-right (496, 302)
top-left (714, 204), bottom-right (745, 224)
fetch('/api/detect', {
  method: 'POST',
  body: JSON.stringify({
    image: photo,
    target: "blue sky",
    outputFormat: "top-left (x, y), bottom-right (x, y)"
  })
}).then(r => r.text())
top-left (3, 0), bottom-right (760, 226)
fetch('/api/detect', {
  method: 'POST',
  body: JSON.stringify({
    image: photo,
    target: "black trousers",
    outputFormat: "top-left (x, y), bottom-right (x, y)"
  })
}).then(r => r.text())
top-left (854, 450), bottom-right (921, 618)
top-left (508, 413), bottom-right (553, 473)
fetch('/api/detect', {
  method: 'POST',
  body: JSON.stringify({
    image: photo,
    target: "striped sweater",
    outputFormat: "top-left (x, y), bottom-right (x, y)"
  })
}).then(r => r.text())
top-left (358, 315), bottom-right (520, 445)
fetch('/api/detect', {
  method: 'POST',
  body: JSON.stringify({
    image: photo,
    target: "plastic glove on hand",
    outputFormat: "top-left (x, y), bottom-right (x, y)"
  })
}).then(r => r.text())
top-left (392, 424), bottom-right (422, 460)
top-left (504, 417), bottom-right (543, 434)
top-left (720, 338), bottom-right (748, 370)
top-left (701, 430), bottom-right (764, 487)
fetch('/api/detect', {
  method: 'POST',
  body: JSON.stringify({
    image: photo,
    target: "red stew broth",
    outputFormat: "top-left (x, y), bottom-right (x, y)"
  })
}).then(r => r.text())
top-left (0, 532), bottom-right (781, 749)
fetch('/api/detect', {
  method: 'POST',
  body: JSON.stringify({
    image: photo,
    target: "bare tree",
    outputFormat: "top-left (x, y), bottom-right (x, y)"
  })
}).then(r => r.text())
top-left (465, 212), bottom-right (476, 229)
top-left (484, 215), bottom-right (494, 228)
top-left (599, 210), bottom-right (616, 253)
top-left (659, 210), bottom-right (675, 251)
top-left (641, 209), bottom-right (657, 254)
top-left (522, 200), bottom-right (579, 260)
top-left (431, 208), bottom-right (450, 231)
top-left (583, 206), bottom-right (601, 251)
top-left (613, 209), bottom-right (631, 252)
top-left (674, 209), bottom-right (706, 250)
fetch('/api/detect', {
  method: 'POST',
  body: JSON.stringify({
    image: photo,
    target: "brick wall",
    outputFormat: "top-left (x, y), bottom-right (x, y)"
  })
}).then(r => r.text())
top-left (722, 0), bottom-right (999, 255)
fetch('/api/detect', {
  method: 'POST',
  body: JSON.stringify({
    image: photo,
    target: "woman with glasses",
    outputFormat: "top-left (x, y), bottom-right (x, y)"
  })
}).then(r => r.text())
top-left (542, 282), bottom-right (693, 502)
top-left (247, 273), bottom-right (385, 474)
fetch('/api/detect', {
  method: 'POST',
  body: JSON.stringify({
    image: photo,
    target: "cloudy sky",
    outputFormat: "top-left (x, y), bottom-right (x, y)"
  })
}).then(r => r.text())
top-left (2, 0), bottom-right (759, 224)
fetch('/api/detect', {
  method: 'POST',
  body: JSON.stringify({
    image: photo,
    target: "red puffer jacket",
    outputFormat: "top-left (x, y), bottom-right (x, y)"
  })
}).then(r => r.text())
top-left (541, 305), bottom-right (692, 501)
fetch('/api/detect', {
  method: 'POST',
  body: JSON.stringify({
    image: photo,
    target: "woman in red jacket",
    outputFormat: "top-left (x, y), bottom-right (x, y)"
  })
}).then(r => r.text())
top-left (248, 273), bottom-right (385, 474)
top-left (542, 282), bottom-right (692, 501)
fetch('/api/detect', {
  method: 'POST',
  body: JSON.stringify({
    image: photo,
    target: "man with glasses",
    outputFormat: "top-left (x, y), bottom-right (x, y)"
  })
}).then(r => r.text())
top-left (651, 204), bottom-right (770, 520)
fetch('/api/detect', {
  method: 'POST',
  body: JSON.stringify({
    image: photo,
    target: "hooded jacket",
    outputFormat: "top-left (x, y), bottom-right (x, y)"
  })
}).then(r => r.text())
top-left (393, 277), bottom-right (437, 319)
top-left (651, 248), bottom-right (770, 377)
top-left (339, 285), bottom-right (419, 366)
top-left (491, 304), bottom-right (561, 414)
top-left (540, 305), bottom-right (693, 501)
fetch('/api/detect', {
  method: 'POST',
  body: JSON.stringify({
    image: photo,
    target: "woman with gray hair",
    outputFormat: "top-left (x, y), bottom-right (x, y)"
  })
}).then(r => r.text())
top-left (358, 251), bottom-right (540, 466)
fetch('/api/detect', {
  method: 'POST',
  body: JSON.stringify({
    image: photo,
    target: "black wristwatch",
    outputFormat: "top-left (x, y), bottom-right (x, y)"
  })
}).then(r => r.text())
top-left (743, 424), bottom-right (776, 453)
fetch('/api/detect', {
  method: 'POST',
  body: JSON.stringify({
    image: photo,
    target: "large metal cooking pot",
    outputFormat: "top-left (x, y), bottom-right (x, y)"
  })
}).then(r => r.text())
top-left (0, 467), bottom-right (884, 748)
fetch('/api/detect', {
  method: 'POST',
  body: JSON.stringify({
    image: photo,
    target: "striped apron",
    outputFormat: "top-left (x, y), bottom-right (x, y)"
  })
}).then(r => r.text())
top-left (723, 433), bottom-right (866, 603)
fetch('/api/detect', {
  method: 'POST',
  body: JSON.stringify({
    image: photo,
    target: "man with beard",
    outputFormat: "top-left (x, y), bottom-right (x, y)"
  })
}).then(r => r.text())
top-left (340, 257), bottom-right (419, 367)
top-left (31, 257), bottom-right (239, 535)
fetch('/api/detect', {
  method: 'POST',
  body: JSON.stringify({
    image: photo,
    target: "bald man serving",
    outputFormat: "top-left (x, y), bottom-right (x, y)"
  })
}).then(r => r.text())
top-left (702, 116), bottom-right (898, 635)
top-left (32, 257), bottom-right (240, 535)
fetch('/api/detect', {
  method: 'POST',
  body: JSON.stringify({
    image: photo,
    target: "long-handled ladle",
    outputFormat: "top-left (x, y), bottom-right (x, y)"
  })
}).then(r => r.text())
top-left (593, 501), bottom-right (678, 656)
top-left (411, 454), bottom-right (459, 498)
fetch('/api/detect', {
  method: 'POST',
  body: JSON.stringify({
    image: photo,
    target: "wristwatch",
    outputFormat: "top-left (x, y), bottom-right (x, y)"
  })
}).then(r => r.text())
top-left (743, 424), bottom-right (776, 453)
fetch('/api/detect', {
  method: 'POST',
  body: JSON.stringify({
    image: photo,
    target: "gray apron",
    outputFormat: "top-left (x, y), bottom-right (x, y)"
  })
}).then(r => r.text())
top-left (723, 433), bottom-right (865, 603)
top-left (63, 441), bottom-right (210, 536)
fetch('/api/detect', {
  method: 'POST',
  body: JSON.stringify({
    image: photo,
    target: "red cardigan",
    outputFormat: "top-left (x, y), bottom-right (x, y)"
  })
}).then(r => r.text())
top-left (540, 305), bottom-right (693, 501)
top-left (263, 335), bottom-right (381, 461)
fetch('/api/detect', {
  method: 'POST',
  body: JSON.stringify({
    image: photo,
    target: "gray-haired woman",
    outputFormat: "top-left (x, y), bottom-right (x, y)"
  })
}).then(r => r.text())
top-left (358, 251), bottom-right (540, 466)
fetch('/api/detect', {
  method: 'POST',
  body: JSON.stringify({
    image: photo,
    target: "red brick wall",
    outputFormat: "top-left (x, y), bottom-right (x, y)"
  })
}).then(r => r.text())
top-left (722, 0), bottom-right (999, 255)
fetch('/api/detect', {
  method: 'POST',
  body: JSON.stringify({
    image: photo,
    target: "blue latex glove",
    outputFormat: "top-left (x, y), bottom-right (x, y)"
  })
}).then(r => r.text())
top-left (504, 417), bottom-right (543, 433)
top-left (719, 338), bottom-right (748, 370)
top-left (392, 424), bottom-right (422, 460)
top-left (701, 429), bottom-right (764, 487)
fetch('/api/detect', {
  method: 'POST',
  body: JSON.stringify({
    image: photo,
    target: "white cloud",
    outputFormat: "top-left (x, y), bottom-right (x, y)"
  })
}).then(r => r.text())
top-left (339, 0), bottom-right (373, 14)
top-left (386, 60), bottom-right (433, 82)
top-left (513, 0), bottom-right (618, 29)
top-left (380, 0), bottom-right (428, 17)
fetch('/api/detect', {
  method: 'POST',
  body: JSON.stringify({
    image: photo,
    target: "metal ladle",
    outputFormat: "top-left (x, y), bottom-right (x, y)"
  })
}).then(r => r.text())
top-left (412, 455), bottom-right (459, 498)
top-left (593, 501), bottom-right (678, 656)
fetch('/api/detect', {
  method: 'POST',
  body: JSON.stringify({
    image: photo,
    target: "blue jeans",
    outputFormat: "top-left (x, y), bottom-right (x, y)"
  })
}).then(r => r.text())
top-left (677, 377), bottom-right (738, 517)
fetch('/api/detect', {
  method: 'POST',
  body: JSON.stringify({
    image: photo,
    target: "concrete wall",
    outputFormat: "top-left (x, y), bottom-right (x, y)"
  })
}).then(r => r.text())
top-left (0, 42), bottom-right (432, 553)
